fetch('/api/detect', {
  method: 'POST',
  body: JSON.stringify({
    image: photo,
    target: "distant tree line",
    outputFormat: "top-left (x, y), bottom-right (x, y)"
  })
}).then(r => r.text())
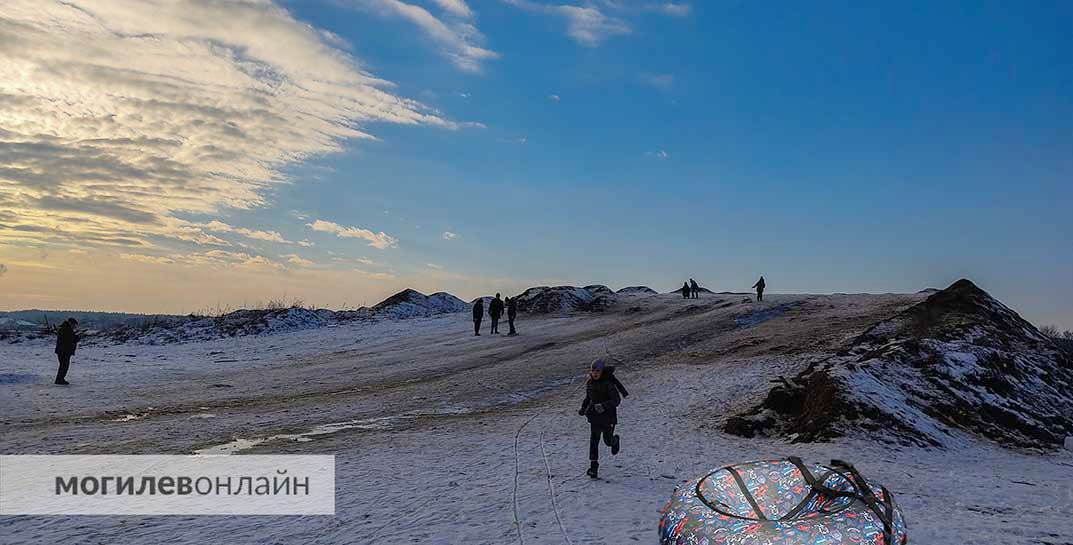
top-left (1039, 324), bottom-right (1073, 340)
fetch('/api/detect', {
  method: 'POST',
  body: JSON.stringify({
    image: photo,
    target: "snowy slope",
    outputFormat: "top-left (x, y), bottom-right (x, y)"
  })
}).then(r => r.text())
top-left (725, 279), bottom-right (1073, 449)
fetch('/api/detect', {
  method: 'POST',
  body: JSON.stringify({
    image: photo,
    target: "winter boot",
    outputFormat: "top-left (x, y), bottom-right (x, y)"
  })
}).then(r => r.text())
top-left (586, 461), bottom-right (599, 479)
top-left (611, 435), bottom-right (620, 455)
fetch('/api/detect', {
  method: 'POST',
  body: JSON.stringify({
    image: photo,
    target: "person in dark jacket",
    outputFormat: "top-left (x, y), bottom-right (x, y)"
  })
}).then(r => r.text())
top-left (54, 318), bottom-right (79, 385)
top-left (472, 299), bottom-right (484, 336)
top-left (578, 358), bottom-right (622, 479)
top-left (489, 293), bottom-right (504, 334)
top-left (681, 281), bottom-right (690, 299)
top-left (752, 276), bottom-right (766, 302)
top-left (689, 278), bottom-right (700, 299)
top-left (506, 296), bottom-right (518, 336)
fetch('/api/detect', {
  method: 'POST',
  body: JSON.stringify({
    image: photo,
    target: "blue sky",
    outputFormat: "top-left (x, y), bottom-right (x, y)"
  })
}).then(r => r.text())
top-left (1, 1), bottom-right (1070, 328)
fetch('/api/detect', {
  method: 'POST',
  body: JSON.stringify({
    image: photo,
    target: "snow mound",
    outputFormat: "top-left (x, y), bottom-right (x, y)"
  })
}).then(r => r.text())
top-left (371, 289), bottom-right (468, 319)
top-left (617, 286), bottom-right (657, 295)
top-left (583, 285), bottom-right (614, 296)
top-left (725, 279), bottom-right (1073, 449)
top-left (514, 285), bottom-right (616, 314)
top-left (104, 307), bottom-right (340, 345)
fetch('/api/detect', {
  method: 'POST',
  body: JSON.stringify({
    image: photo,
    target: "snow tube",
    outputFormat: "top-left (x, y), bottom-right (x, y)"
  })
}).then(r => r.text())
top-left (659, 457), bottom-right (908, 544)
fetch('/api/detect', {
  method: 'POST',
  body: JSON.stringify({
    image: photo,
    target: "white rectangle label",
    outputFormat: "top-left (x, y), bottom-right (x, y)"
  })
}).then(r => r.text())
top-left (0, 455), bottom-right (334, 515)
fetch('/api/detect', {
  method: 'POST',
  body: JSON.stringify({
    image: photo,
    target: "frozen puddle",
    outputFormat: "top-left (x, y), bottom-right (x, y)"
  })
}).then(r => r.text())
top-left (194, 408), bottom-right (472, 455)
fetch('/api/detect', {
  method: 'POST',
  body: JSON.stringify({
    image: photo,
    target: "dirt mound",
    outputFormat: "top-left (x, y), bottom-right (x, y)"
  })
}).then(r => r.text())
top-left (371, 289), bottom-right (468, 319)
top-left (514, 285), bottom-right (615, 314)
top-left (617, 286), bottom-right (657, 295)
top-left (724, 279), bottom-right (1073, 449)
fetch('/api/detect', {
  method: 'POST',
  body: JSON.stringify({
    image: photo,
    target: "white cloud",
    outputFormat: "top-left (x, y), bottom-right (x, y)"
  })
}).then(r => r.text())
top-left (307, 220), bottom-right (399, 249)
top-left (442, 231), bottom-right (459, 240)
top-left (650, 3), bottom-right (691, 16)
top-left (431, 0), bottom-right (473, 18)
top-left (503, 0), bottom-right (630, 46)
top-left (0, 0), bottom-right (460, 255)
top-left (647, 150), bottom-right (669, 159)
top-left (426, 263), bottom-right (444, 269)
top-left (204, 220), bottom-right (292, 244)
top-left (282, 254), bottom-right (315, 267)
top-left (350, 0), bottom-right (498, 72)
top-left (298, 239), bottom-right (316, 247)
top-left (548, 94), bottom-right (561, 102)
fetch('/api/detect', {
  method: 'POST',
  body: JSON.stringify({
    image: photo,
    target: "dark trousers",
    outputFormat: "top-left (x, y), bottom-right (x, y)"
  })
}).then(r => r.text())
top-left (508, 315), bottom-right (516, 335)
top-left (490, 316), bottom-right (500, 334)
top-left (757, 289), bottom-right (764, 302)
top-left (691, 288), bottom-right (698, 298)
top-left (55, 353), bottom-right (71, 383)
top-left (473, 318), bottom-right (482, 335)
top-left (588, 424), bottom-right (616, 461)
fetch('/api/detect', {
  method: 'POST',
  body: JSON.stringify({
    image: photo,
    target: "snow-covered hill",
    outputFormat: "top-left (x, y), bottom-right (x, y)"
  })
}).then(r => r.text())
top-left (725, 279), bottom-right (1073, 449)
top-left (514, 285), bottom-right (616, 313)
top-left (370, 289), bottom-right (468, 319)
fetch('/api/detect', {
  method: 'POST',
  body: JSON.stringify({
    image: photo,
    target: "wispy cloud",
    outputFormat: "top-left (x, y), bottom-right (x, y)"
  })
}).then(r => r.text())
top-left (431, 0), bottom-right (473, 18)
top-left (349, 0), bottom-right (498, 72)
top-left (641, 73), bottom-right (675, 91)
top-left (649, 2), bottom-right (691, 16)
top-left (647, 150), bottom-right (669, 159)
top-left (307, 220), bottom-right (399, 249)
top-left (548, 94), bottom-right (561, 102)
top-left (204, 221), bottom-right (293, 245)
top-left (503, 0), bottom-right (630, 46)
top-left (282, 254), bottom-right (315, 267)
top-left (442, 231), bottom-right (459, 240)
top-left (0, 0), bottom-right (459, 257)
top-left (426, 263), bottom-right (444, 269)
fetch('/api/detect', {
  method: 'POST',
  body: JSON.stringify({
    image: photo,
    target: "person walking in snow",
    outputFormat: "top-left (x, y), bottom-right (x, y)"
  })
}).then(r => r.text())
top-left (752, 275), bottom-right (766, 302)
top-left (681, 281), bottom-right (691, 299)
top-left (689, 278), bottom-right (700, 299)
top-left (489, 293), bottom-right (504, 334)
top-left (54, 318), bottom-right (79, 385)
top-left (579, 358), bottom-right (623, 479)
top-left (472, 298), bottom-right (484, 336)
top-left (506, 296), bottom-right (518, 336)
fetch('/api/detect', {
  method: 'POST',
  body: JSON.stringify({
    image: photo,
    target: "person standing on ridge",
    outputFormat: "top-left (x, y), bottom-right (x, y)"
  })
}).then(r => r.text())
top-left (506, 296), bottom-right (518, 336)
top-left (54, 318), bottom-right (79, 385)
top-left (472, 298), bottom-right (484, 336)
top-left (681, 281), bottom-right (691, 299)
top-left (489, 293), bottom-right (504, 334)
top-left (689, 278), bottom-right (700, 299)
top-left (752, 276), bottom-right (766, 302)
top-left (578, 358), bottom-right (622, 479)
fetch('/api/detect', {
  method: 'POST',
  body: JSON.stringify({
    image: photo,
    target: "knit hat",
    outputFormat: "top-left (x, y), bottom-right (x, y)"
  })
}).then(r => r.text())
top-left (590, 358), bottom-right (606, 372)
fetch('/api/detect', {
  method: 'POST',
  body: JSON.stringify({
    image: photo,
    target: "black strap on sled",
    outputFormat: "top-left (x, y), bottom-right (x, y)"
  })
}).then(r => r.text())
top-left (784, 458), bottom-right (896, 544)
top-left (726, 466), bottom-right (768, 520)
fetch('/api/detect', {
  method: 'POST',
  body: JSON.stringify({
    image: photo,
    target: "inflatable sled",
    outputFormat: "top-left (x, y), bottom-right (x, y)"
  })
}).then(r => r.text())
top-left (659, 457), bottom-right (908, 544)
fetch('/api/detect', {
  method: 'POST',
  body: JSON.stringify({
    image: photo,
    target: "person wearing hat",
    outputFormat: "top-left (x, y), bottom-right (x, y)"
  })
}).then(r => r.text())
top-left (54, 317), bottom-right (80, 385)
top-left (578, 358), bottom-right (622, 479)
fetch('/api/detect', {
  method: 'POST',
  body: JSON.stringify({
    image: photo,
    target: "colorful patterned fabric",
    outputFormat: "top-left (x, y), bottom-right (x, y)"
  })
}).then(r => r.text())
top-left (659, 459), bottom-right (909, 544)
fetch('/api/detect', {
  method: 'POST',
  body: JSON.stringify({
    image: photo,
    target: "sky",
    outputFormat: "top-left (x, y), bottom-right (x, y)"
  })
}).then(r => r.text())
top-left (0, 0), bottom-right (1070, 329)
